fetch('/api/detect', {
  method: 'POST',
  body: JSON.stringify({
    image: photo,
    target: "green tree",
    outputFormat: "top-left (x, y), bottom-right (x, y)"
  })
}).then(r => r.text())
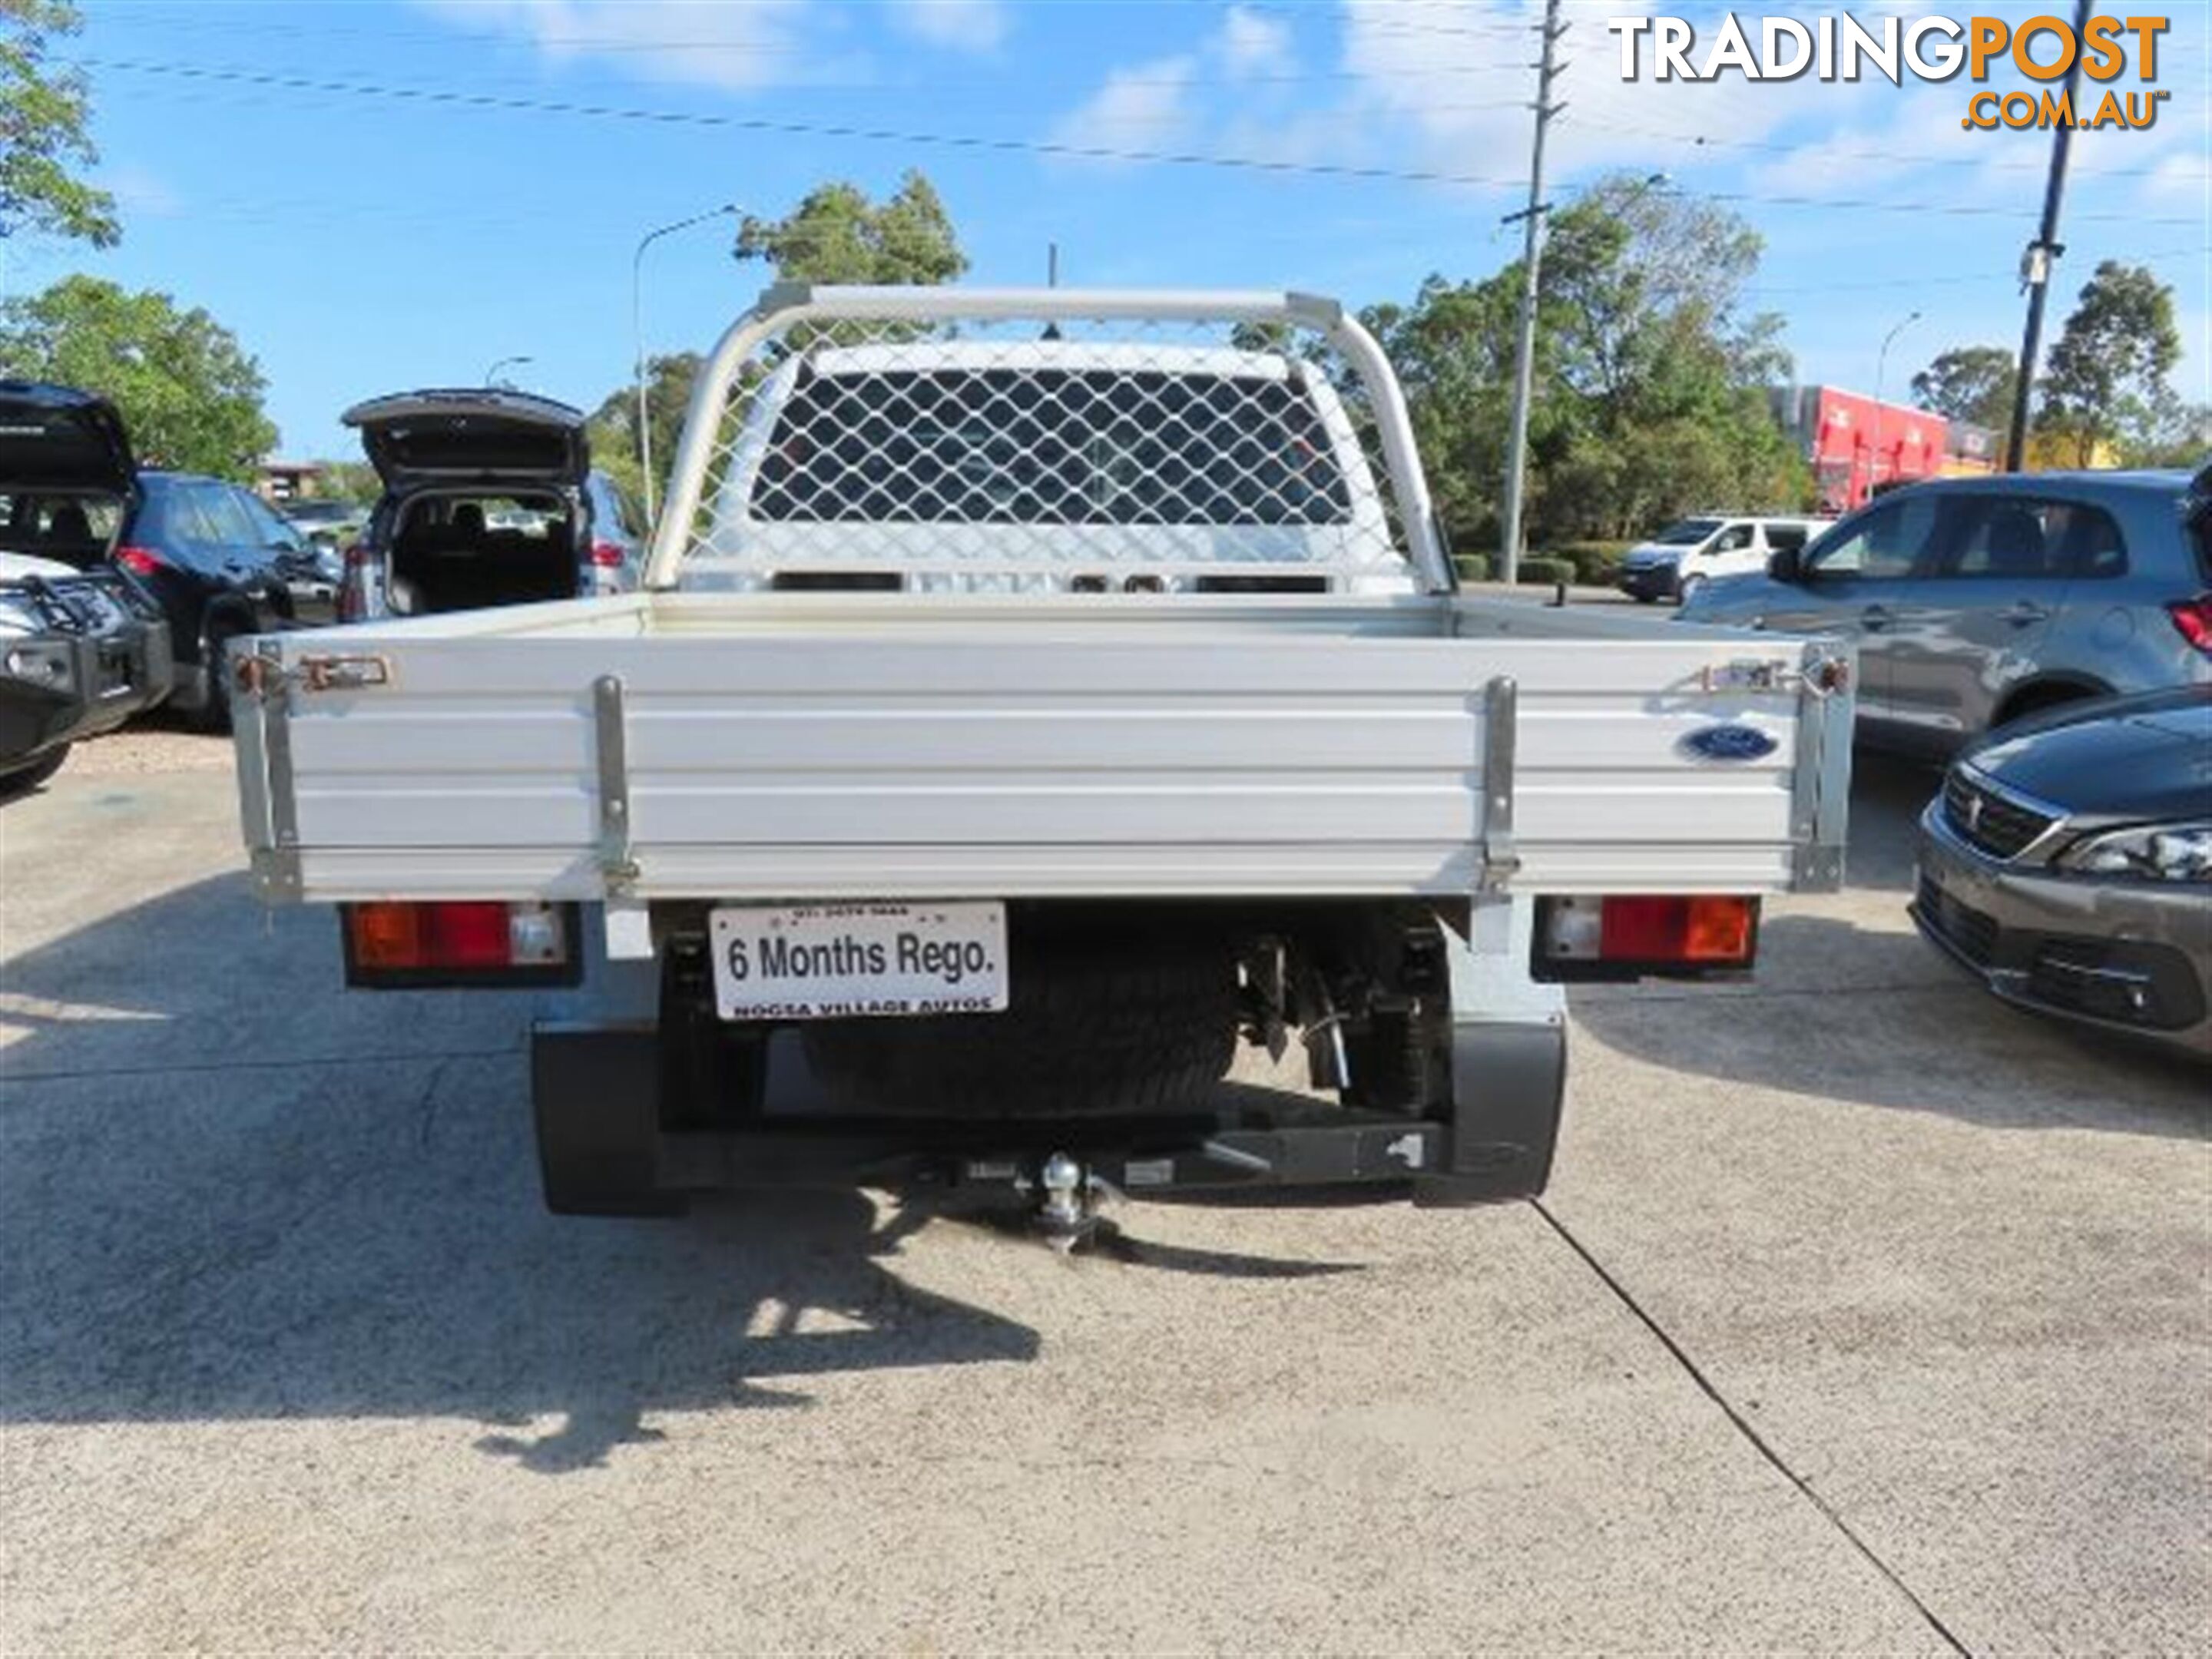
top-left (0, 275), bottom-right (276, 475)
top-left (1, 0), bottom-right (118, 248)
top-left (733, 170), bottom-right (967, 286)
top-left (310, 459), bottom-right (379, 504)
top-left (1910, 346), bottom-right (2018, 431)
top-left (2038, 260), bottom-right (2182, 466)
top-left (591, 173), bottom-right (969, 514)
top-left (1365, 175), bottom-right (1806, 548)
top-left (586, 350), bottom-right (700, 506)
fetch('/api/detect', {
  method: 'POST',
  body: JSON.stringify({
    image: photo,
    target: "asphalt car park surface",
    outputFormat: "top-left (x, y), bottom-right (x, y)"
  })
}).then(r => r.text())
top-left (1, 730), bottom-right (2204, 1654)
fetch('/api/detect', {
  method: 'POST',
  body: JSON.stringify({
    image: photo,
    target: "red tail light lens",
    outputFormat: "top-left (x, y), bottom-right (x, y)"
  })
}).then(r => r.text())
top-left (588, 540), bottom-right (624, 568)
top-left (1598, 896), bottom-right (1757, 963)
top-left (115, 545), bottom-right (164, 576)
top-left (337, 543), bottom-right (373, 622)
top-left (1535, 894), bottom-right (1760, 980)
top-left (2167, 595), bottom-right (2212, 655)
top-left (342, 901), bottom-right (578, 986)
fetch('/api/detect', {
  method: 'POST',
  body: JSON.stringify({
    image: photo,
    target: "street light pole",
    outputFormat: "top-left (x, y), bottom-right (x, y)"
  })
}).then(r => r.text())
top-left (1869, 310), bottom-right (1920, 506)
top-left (1498, 0), bottom-right (1568, 586)
top-left (484, 355), bottom-right (533, 387)
top-left (633, 204), bottom-right (740, 524)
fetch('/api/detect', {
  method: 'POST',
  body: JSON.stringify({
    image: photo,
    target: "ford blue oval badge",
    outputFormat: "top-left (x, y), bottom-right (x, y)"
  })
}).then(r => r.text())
top-left (1681, 724), bottom-right (1779, 763)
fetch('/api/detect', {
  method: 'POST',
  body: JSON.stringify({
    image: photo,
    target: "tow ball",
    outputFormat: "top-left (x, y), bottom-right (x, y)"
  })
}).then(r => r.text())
top-left (1022, 1151), bottom-right (1105, 1253)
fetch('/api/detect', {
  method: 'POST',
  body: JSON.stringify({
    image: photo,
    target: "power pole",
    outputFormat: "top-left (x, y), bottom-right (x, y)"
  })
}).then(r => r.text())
top-left (2005, 0), bottom-right (2097, 472)
top-left (1498, 0), bottom-right (1567, 584)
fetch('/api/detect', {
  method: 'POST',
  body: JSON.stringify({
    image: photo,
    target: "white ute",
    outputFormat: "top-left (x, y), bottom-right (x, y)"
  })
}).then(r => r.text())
top-left (230, 287), bottom-right (1853, 1231)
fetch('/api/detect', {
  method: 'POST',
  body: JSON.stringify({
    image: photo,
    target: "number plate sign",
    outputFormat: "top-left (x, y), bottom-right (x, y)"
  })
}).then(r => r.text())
top-left (708, 902), bottom-right (1008, 1021)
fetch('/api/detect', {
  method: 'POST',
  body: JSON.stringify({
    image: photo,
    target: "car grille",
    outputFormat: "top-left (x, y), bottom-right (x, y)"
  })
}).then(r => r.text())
top-left (1916, 874), bottom-right (1999, 968)
top-left (1941, 769), bottom-right (2055, 860)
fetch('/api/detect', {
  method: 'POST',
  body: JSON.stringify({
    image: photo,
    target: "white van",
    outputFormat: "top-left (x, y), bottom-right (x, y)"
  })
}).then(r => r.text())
top-left (1617, 515), bottom-right (1833, 604)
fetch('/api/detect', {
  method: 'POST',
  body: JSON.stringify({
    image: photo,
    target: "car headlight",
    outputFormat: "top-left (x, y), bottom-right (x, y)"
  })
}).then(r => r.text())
top-left (3, 640), bottom-right (76, 690)
top-left (2058, 822), bottom-right (2212, 882)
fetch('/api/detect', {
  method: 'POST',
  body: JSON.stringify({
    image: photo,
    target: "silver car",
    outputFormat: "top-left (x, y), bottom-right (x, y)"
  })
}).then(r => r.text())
top-left (1681, 468), bottom-right (2212, 757)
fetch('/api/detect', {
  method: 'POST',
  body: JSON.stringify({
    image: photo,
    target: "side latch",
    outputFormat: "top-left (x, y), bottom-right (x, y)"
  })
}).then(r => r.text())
top-left (1479, 674), bottom-right (1520, 899)
top-left (594, 674), bottom-right (640, 896)
top-left (1698, 655), bottom-right (1851, 697)
top-left (236, 652), bottom-right (394, 697)
top-left (246, 639), bottom-right (303, 902)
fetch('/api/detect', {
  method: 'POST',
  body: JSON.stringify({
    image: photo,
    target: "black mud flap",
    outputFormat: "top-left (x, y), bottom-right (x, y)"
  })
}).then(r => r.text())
top-left (1412, 1017), bottom-right (1566, 1207)
top-left (531, 1021), bottom-right (687, 1217)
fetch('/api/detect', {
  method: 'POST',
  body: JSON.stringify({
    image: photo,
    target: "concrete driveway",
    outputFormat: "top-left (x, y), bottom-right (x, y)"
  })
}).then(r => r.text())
top-left (2, 733), bottom-right (2204, 1654)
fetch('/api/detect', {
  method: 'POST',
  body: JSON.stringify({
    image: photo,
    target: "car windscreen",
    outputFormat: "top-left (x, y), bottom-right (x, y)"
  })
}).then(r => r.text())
top-left (747, 368), bottom-right (1353, 526)
top-left (1651, 518), bottom-right (1722, 545)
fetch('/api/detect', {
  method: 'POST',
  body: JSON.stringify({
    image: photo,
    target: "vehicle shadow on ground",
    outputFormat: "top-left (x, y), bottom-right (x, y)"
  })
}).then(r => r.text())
top-left (0, 874), bottom-right (1363, 1471)
top-left (1573, 911), bottom-right (2208, 1135)
top-left (1571, 740), bottom-right (2207, 1135)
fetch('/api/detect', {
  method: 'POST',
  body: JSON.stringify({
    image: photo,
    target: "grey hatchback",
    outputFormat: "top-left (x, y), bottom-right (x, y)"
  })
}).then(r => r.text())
top-left (1681, 467), bottom-right (2212, 757)
top-left (1912, 688), bottom-right (2210, 1057)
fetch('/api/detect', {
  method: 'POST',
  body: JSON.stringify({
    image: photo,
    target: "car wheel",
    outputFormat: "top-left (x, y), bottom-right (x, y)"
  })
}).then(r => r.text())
top-left (1677, 575), bottom-right (1706, 607)
top-left (0, 744), bottom-right (71, 799)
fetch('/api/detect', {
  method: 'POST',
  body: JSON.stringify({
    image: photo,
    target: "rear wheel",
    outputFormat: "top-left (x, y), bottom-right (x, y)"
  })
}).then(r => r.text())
top-left (0, 745), bottom-right (70, 798)
top-left (803, 942), bottom-right (1238, 1118)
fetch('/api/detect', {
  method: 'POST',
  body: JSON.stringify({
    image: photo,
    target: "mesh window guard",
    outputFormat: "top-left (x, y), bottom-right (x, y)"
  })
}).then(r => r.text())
top-left (647, 287), bottom-right (1452, 595)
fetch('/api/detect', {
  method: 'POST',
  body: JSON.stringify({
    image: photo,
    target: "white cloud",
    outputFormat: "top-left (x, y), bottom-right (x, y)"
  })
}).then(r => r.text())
top-left (413, 0), bottom-right (816, 94)
top-left (1219, 5), bottom-right (1293, 78)
top-left (1045, 5), bottom-right (1297, 164)
top-left (1048, 55), bottom-right (1199, 158)
top-left (891, 0), bottom-right (1007, 53)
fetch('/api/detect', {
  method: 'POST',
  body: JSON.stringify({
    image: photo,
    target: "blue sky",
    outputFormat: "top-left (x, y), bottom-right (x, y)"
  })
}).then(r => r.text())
top-left (35, 0), bottom-right (2210, 459)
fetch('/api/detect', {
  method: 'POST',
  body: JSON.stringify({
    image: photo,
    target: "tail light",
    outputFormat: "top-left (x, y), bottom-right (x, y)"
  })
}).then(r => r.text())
top-left (588, 540), bottom-right (625, 568)
top-left (1533, 895), bottom-right (1760, 981)
top-left (115, 545), bottom-right (164, 577)
top-left (337, 542), bottom-right (376, 623)
top-left (341, 901), bottom-right (580, 988)
top-left (2167, 594), bottom-right (2212, 655)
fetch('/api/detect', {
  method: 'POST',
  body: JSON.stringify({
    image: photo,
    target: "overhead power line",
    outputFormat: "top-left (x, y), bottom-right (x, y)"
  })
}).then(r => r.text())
top-left (69, 55), bottom-right (2206, 228)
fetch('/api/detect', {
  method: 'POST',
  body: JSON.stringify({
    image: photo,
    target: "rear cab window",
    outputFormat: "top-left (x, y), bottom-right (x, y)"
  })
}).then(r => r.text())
top-left (748, 369), bottom-right (1354, 526)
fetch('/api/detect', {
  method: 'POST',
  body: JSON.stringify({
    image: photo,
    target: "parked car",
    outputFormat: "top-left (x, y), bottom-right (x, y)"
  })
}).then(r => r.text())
top-left (1617, 515), bottom-right (1833, 604)
top-left (336, 389), bottom-right (603, 621)
top-left (1912, 687), bottom-right (2210, 1057)
top-left (1681, 469), bottom-right (2212, 757)
top-left (118, 472), bottom-right (335, 727)
top-left (582, 469), bottom-right (647, 596)
top-left (0, 542), bottom-right (172, 794)
top-left (1, 386), bottom-right (180, 787)
top-left (283, 498), bottom-right (369, 555)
